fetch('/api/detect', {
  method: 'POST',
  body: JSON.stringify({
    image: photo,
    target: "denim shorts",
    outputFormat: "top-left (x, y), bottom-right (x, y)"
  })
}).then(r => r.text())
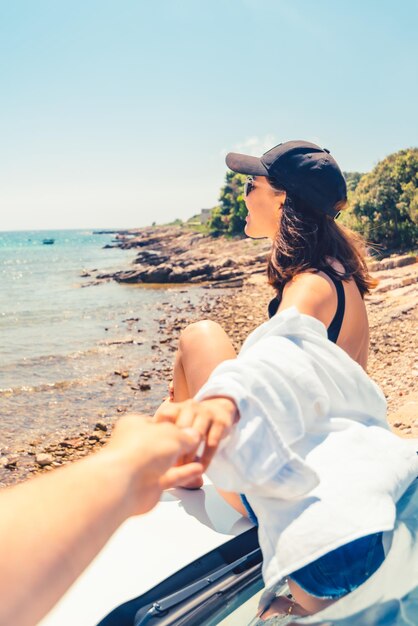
top-left (239, 494), bottom-right (385, 599)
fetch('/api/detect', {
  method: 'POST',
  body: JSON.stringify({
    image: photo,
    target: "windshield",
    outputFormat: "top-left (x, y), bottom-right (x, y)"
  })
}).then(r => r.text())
top-left (199, 577), bottom-right (418, 626)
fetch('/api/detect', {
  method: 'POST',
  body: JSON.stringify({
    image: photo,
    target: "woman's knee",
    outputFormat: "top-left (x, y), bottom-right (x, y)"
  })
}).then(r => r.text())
top-left (179, 319), bottom-right (225, 350)
top-left (176, 319), bottom-right (236, 396)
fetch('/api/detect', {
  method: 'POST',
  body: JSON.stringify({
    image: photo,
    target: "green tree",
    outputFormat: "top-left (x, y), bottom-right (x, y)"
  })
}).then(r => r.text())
top-left (349, 148), bottom-right (418, 248)
top-left (343, 171), bottom-right (364, 194)
top-left (208, 171), bottom-right (247, 237)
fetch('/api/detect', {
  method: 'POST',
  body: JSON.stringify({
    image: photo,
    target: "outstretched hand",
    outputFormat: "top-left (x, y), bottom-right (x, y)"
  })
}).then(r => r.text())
top-left (154, 397), bottom-right (239, 472)
top-left (105, 414), bottom-right (204, 514)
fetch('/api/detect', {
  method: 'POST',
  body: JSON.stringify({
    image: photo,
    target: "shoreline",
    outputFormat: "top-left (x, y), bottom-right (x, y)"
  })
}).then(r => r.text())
top-left (1, 226), bottom-right (417, 486)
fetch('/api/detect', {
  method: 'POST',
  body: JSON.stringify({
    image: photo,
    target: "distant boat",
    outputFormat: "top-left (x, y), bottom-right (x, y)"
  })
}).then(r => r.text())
top-left (42, 238), bottom-right (55, 245)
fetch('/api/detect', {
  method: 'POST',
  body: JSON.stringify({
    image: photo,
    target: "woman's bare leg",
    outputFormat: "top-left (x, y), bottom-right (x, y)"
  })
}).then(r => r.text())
top-left (171, 350), bottom-right (191, 402)
top-left (168, 320), bottom-right (234, 490)
top-left (156, 320), bottom-right (249, 515)
top-left (173, 320), bottom-right (236, 400)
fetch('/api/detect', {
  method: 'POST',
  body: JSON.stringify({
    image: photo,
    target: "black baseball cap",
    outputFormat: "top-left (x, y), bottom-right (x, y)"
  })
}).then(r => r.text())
top-left (226, 140), bottom-right (347, 217)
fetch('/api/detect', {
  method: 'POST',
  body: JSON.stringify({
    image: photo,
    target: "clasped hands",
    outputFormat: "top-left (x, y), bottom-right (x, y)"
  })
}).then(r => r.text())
top-left (154, 396), bottom-right (239, 474)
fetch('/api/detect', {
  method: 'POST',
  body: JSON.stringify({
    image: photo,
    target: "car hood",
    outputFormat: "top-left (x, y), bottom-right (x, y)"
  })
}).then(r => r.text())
top-left (39, 477), bottom-right (252, 626)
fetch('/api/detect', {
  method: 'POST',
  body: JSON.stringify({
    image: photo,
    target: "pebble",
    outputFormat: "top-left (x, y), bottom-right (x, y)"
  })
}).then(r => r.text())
top-left (114, 370), bottom-right (129, 378)
top-left (36, 453), bottom-right (54, 467)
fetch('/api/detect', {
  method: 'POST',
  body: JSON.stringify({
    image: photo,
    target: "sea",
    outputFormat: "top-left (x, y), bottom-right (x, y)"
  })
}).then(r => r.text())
top-left (0, 229), bottom-right (205, 449)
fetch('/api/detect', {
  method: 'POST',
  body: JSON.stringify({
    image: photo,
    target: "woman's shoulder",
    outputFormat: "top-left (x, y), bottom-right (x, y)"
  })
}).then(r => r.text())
top-left (282, 258), bottom-right (345, 296)
top-left (280, 270), bottom-right (337, 322)
top-left (282, 268), bottom-right (336, 296)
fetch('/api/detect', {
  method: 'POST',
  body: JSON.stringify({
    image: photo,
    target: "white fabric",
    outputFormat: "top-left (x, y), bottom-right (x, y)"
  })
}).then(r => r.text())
top-left (297, 478), bottom-right (418, 625)
top-left (194, 306), bottom-right (418, 589)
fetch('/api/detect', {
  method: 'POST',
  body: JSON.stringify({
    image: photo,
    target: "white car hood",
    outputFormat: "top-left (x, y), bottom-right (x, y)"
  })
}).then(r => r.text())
top-left (39, 477), bottom-right (252, 626)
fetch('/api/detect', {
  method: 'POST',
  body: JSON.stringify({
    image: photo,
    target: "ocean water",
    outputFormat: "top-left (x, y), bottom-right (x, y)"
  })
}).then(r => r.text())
top-left (0, 229), bottom-right (205, 447)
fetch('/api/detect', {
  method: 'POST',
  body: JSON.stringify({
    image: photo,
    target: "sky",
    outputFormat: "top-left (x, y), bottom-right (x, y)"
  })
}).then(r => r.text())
top-left (0, 0), bottom-right (417, 231)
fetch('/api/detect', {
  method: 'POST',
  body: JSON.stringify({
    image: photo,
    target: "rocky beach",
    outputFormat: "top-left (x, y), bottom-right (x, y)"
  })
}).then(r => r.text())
top-left (1, 226), bottom-right (417, 486)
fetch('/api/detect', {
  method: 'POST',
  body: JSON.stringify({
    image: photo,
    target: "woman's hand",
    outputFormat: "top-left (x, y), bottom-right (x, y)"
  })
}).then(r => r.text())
top-left (154, 397), bottom-right (239, 471)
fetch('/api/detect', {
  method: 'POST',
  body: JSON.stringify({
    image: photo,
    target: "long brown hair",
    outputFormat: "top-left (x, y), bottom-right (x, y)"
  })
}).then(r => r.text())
top-left (267, 178), bottom-right (377, 300)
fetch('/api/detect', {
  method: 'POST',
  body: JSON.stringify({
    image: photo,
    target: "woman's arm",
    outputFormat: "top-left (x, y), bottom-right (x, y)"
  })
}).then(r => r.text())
top-left (0, 415), bottom-right (202, 626)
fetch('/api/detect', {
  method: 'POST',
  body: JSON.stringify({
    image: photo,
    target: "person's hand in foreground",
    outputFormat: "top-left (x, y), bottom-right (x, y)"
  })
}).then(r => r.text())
top-left (0, 414), bottom-right (203, 626)
top-left (154, 397), bottom-right (239, 483)
top-left (107, 413), bottom-right (203, 513)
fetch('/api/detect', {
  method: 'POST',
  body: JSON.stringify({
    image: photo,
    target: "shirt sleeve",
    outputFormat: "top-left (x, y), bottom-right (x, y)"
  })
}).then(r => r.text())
top-left (194, 335), bottom-right (327, 498)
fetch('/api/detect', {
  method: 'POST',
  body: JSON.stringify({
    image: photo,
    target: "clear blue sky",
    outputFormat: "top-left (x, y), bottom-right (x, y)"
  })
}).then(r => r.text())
top-left (1, 0), bottom-right (417, 231)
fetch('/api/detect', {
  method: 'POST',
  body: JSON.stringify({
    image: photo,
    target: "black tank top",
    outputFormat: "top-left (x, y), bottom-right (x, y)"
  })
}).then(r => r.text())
top-left (267, 270), bottom-right (346, 344)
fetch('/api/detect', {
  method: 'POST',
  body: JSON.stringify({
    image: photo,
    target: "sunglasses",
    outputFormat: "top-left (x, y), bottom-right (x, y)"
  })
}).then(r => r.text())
top-left (244, 176), bottom-right (255, 197)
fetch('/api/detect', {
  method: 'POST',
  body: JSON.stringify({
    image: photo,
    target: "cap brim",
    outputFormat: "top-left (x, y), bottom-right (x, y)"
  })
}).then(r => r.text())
top-left (225, 152), bottom-right (269, 176)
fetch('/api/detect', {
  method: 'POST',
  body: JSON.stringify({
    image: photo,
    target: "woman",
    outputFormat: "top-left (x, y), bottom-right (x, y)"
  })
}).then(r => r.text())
top-left (166, 140), bottom-right (375, 458)
top-left (155, 140), bottom-right (395, 615)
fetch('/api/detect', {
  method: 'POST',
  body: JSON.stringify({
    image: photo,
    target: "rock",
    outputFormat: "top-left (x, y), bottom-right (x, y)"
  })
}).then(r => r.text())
top-left (139, 265), bottom-right (174, 283)
top-left (107, 339), bottom-right (134, 346)
top-left (95, 272), bottom-right (114, 280)
top-left (133, 250), bottom-right (169, 266)
top-left (374, 279), bottom-right (400, 294)
top-left (36, 453), bottom-right (54, 467)
top-left (368, 260), bottom-right (380, 272)
top-left (94, 421), bottom-right (108, 432)
top-left (379, 255), bottom-right (417, 270)
top-left (219, 257), bottom-right (236, 268)
top-left (60, 438), bottom-right (84, 449)
top-left (113, 270), bottom-right (144, 283)
top-left (402, 276), bottom-right (417, 287)
top-left (210, 268), bottom-right (243, 281)
top-left (139, 383), bottom-right (151, 391)
top-left (208, 278), bottom-right (244, 289)
top-left (114, 370), bottom-right (129, 378)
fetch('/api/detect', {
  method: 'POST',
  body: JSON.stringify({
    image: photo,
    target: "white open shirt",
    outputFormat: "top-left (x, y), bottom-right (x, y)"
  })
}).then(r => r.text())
top-left (195, 306), bottom-right (418, 589)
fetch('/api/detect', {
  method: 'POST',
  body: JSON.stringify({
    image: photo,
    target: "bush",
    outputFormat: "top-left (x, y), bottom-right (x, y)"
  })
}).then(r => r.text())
top-left (349, 148), bottom-right (418, 248)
